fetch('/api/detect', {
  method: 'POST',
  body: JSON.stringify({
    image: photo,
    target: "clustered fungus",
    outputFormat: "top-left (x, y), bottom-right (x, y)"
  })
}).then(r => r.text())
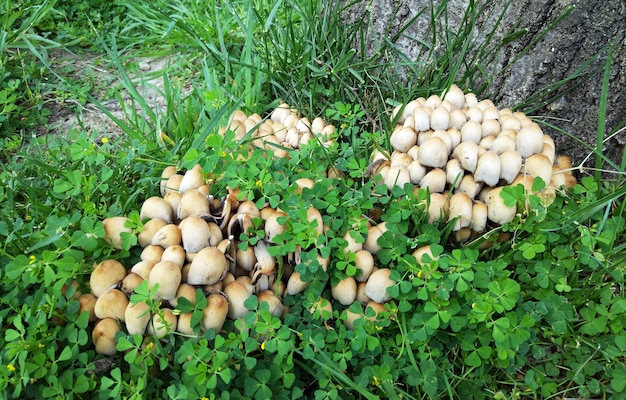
top-left (369, 84), bottom-right (576, 241)
top-left (86, 86), bottom-right (577, 355)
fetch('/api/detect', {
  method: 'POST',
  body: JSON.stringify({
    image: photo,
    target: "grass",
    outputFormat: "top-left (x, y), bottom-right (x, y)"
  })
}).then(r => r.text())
top-left (1, 0), bottom-right (625, 399)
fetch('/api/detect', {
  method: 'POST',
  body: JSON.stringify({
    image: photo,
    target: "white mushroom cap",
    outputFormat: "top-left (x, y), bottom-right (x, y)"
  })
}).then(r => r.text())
top-left (92, 318), bottom-right (120, 355)
top-left (515, 123), bottom-right (544, 158)
top-left (161, 244), bottom-right (186, 269)
top-left (103, 217), bottom-right (133, 250)
top-left (258, 290), bottom-right (285, 317)
top-left (442, 84), bottom-right (465, 109)
top-left (412, 245), bottom-right (438, 266)
top-left (420, 168), bottom-right (447, 193)
top-left (446, 159), bottom-right (464, 189)
top-left (178, 164), bottom-right (205, 194)
top-left (224, 281), bottom-right (250, 320)
top-left (466, 107), bottom-right (483, 122)
top-left (427, 192), bottom-right (449, 224)
top-left (470, 201), bottom-right (488, 232)
top-left (364, 223), bottom-right (387, 255)
top-left (499, 150), bottom-right (523, 184)
top-left (90, 260), bottom-right (126, 297)
top-left (148, 260), bottom-right (182, 300)
top-left (408, 159), bottom-right (427, 184)
top-left (151, 224), bottom-right (182, 249)
top-left (94, 288), bottom-right (129, 321)
top-left (202, 293), bottom-right (229, 332)
top-left (448, 109), bottom-right (467, 130)
top-left (474, 151), bottom-right (501, 187)
top-left (452, 141), bottom-right (479, 172)
top-left (177, 190), bottom-right (210, 220)
top-left (364, 268), bottom-right (394, 303)
top-left (138, 218), bottom-right (167, 248)
top-left (354, 249), bottom-right (375, 282)
top-left (460, 121), bottom-right (482, 144)
top-left (140, 197), bottom-right (173, 224)
top-left (393, 126), bottom-right (419, 153)
top-left (483, 187), bottom-right (517, 224)
top-left (430, 106), bottom-right (450, 131)
top-left (286, 271), bottom-right (309, 295)
top-left (523, 154), bottom-right (553, 187)
top-left (179, 216), bottom-right (210, 253)
top-left (418, 137), bottom-right (449, 168)
top-left (147, 308), bottom-right (177, 339)
top-left (125, 301), bottom-right (151, 335)
top-left (448, 193), bottom-right (473, 231)
top-left (384, 165), bottom-right (411, 190)
top-left (491, 135), bottom-right (516, 155)
top-left (131, 260), bottom-right (156, 280)
top-left (413, 106), bottom-right (431, 131)
top-left (456, 175), bottom-right (483, 200)
top-left (331, 276), bottom-right (358, 306)
top-left (120, 272), bottom-right (144, 296)
top-left (481, 119), bottom-right (501, 137)
top-left (159, 166), bottom-right (178, 197)
top-left (187, 246), bottom-right (228, 286)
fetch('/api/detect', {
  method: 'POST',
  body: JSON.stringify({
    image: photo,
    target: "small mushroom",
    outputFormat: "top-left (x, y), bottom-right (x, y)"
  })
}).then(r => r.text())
top-left (179, 216), bottom-right (210, 253)
top-left (187, 246), bottom-right (228, 286)
top-left (452, 141), bottom-right (479, 173)
top-left (448, 193), bottom-right (473, 231)
top-left (177, 190), bottom-right (210, 220)
top-left (460, 120), bottom-right (482, 144)
top-left (257, 290), bottom-right (285, 317)
top-left (286, 271), bottom-right (309, 295)
top-left (159, 166), bottom-right (178, 197)
top-left (430, 106), bottom-right (450, 131)
top-left (125, 301), bottom-right (151, 335)
top-left (140, 245), bottom-right (164, 263)
top-left (178, 164), bottom-right (205, 194)
top-left (364, 268), bottom-right (394, 304)
top-left (390, 127), bottom-right (418, 153)
top-left (354, 249), bottom-right (375, 282)
top-left (523, 154), bottom-right (553, 187)
top-left (90, 260), bottom-right (126, 297)
top-left (470, 201), bottom-right (488, 232)
top-left (161, 244), bottom-right (186, 269)
top-left (131, 260), bottom-right (156, 280)
top-left (363, 223), bottom-right (386, 255)
top-left (251, 241), bottom-right (276, 284)
top-left (224, 281), bottom-right (251, 320)
top-left (103, 217), bottom-right (133, 250)
top-left (78, 293), bottom-right (98, 322)
top-left (148, 260), bottom-right (182, 300)
top-left (92, 318), bottom-right (120, 355)
top-left (420, 168), bottom-right (447, 193)
top-left (151, 224), bottom-right (182, 249)
top-left (202, 293), bottom-right (229, 332)
top-left (264, 211), bottom-right (287, 244)
top-left (140, 197), bottom-right (173, 224)
top-left (331, 276), bottom-right (357, 306)
top-left (418, 137), bottom-right (449, 168)
top-left (515, 123), bottom-right (544, 158)
top-left (94, 288), bottom-right (129, 321)
top-left (483, 187), bottom-right (517, 224)
top-left (442, 84), bottom-right (465, 109)
top-left (473, 151), bottom-right (501, 187)
top-left (138, 218), bottom-right (167, 248)
top-left (120, 272), bottom-right (144, 296)
top-left (499, 150), bottom-right (523, 184)
top-left (147, 308), bottom-right (177, 339)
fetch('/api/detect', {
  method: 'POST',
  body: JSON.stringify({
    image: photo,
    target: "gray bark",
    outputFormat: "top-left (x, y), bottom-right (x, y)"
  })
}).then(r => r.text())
top-left (343, 0), bottom-right (626, 171)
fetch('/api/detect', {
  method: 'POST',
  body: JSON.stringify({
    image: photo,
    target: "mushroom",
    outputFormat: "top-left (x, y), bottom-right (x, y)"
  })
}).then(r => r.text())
top-left (446, 159), bottom-right (464, 189)
top-left (257, 290), bottom-right (285, 317)
top-left (460, 120), bottom-right (482, 144)
top-left (523, 154), bottom-right (553, 187)
top-left (264, 211), bottom-right (287, 244)
top-left (470, 201), bottom-right (488, 232)
top-left (427, 192), bottom-right (449, 224)
top-left (147, 308), bottom-right (177, 339)
top-left (331, 276), bottom-right (357, 306)
top-left (448, 193), bottom-right (473, 231)
top-left (286, 271), bottom-right (309, 295)
top-left (148, 260), bottom-right (182, 300)
top-left (452, 141), bottom-right (479, 173)
top-left (343, 303), bottom-right (364, 330)
top-left (141, 245), bottom-right (164, 263)
top-left (94, 288), bottom-right (129, 321)
top-left (515, 123), bottom-right (544, 158)
top-left (140, 197), bottom-right (173, 224)
top-left (178, 164), bottom-right (205, 194)
top-left (413, 106), bottom-right (430, 131)
top-left (177, 190), bottom-right (210, 220)
top-left (499, 150), bottom-right (523, 184)
top-left (187, 246), bottom-right (228, 286)
top-left (159, 166), bottom-right (178, 197)
top-left (92, 318), bottom-right (120, 355)
top-left (483, 187), bottom-right (517, 224)
top-left (473, 151), bottom-right (501, 187)
top-left (138, 218), bottom-right (167, 248)
top-left (456, 175), bottom-right (483, 200)
top-left (170, 283), bottom-right (197, 308)
top-left (151, 224), bottom-right (182, 249)
top-left (364, 268), bottom-right (394, 303)
top-left (120, 272), bottom-right (144, 296)
top-left (420, 168), bottom-right (447, 193)
top-left (179, 216), bottom-right (210, 253)
top-left (103, 217), bottom-right (133, 250)
top-left (201, 293), bottom-right (229, 332)
top-left (418, 137), bottom-right (449, 168)
top-left (78, 293), bottom-right (98, 322)
top-left (251, 241), bottom-right (276, 284)
top-left (430, 106), bottom-right (450, 130)
top-left (407, 159), bottom-right (427, 184)
top-left (343, 230), bottom-right (364, 254)
top-left (442, 84), bottom-right (465, 109)
top-left (131, 260), bottom-right (156, 280)
top-left (390, 127), bottom-right (418, 153)
top-left (384, 165), bottom-right (411, 190)
top-left (412, 245), bottom-right (438, 266)
top-left (354, 249), bottom-right (375, 282)
top-left (125, 301), bottom-right (151, 335)
top-left (364, 223), bottom-right (386, 255)
top-left (161, 244), bottom-right (186, 269)
top-left (90, 260), bottom-right (126, 297)
top-left (224, 281), bottom-right (251, 320)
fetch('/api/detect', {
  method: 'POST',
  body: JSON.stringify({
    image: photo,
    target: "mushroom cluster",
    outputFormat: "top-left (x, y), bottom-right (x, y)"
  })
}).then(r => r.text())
top-left (367, 84), bottom-right (576, 241)
top-left (86, 86), bottom-right (577, 354)
top-left (219, 103), bottom-right (335, 158)
top-left (89, 164), bottom-right (400, 354)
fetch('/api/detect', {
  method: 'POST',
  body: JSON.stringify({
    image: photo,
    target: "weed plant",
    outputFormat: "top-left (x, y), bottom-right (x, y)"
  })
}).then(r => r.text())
top-left (1, 0), bottom-right (625, 399)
